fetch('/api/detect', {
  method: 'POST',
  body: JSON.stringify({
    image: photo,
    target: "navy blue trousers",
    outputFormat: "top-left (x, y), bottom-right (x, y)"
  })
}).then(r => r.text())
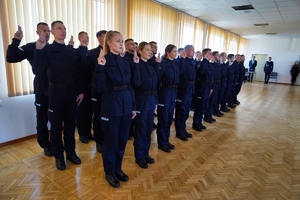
top-left (101, 114), bottom-right (131, 175)
top-left (92, 96), bottom-right (104, 146)
top-left (47, 86), bottom-right (77, 159)
top-left (157, 98), bottom-right (175, 146)
top-left (35, 94), bottom-right (50, 149)
top-left (76, 87), bottom-right (92, 137)
top-left (216, 83), bottom-right (226, 112)
top-left (134, 106), bottom-right (155, 160)
top-left (193, 84), bottom-right (210, 126)
top-left (206, 83), bottom-right (219, 118)
top-left (175, 93), bottom-right (192, 135)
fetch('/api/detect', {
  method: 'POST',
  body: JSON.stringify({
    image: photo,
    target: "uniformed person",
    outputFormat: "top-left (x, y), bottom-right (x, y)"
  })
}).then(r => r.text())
top-left (76, 31), bottom-right (95, 144)
top-left (205, 51), bottom-right (221, 121)
top-left (134, 42), bottom-right (160, 168)
top-left (175, 45), bottom-right (196, 141)
top-left (235, 55), bottom-right (246, 105)
top-left (221, 54), bottom-right (235, 112)
top-left (157, 44), bottom-right (179, 152)
top-left (192, 48), bottom-right (213, 131)
top-left (264, 57), bottom-right (274, 84)
top-left (122, 38), bottom-right (136, 140)
top-left (191, 51), bottom-right (202, 111)
top-left (34, 21), bottom-right (84, 170)
top-left (92, 31), bottom-right (140, 188)
top-left (6, 23), bottom-right (52, 156)
top-left (149, 41), bottom-right (158, 67)
top-left (228, 54), bottom-right (240, 108)
top-left (215, 52), bottom-right (227, 116)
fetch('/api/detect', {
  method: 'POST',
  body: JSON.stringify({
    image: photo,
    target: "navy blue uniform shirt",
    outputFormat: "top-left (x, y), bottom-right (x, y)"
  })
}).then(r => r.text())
top-left (6, 38), bottom-right (48, 95)
top-left (34, 41), bottom-right (84, 94)
top-left (178, 57), bottom-right (196, 95)
top-left (92, 53), bottom-right (141, 117)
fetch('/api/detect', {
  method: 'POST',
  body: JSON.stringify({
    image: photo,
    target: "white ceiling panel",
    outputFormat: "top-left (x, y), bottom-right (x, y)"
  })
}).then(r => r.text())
top-left (154, 0), bottom-right (300, 39)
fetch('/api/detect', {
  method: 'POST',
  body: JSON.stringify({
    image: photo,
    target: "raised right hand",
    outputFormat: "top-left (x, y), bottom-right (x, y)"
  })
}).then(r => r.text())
top-left (97, 50), bottom-right (106, 65)
top-left (36, 31), bottom-right (47, 49)
top-left (14, 25), bottom-right (23, 40)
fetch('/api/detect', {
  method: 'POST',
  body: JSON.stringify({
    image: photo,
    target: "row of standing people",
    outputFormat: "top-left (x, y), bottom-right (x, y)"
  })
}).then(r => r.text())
top-left (5, 21), bottom-right (246, 188)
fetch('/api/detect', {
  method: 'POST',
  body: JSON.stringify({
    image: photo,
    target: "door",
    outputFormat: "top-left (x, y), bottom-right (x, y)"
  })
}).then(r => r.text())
top-left (252, 54), bottom-right (268, 82)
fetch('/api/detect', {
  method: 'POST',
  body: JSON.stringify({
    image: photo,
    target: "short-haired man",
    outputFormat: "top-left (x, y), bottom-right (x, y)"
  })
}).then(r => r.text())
top-left (34, 21), bottom-right (85, 170)
top-left (6, 23), bottom-right (52, 157)
top-left (175, 45), bottom-right (196, 141)
top-left (192, 48), bottom-right (213, 131)
top-left (264, 57), bottom-right (274, 84)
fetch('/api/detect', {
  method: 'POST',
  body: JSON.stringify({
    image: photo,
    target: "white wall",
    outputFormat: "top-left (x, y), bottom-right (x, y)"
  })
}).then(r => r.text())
top-left (0, 25), bottom-right (37, 143)
top-left (245, 38), bottom-right (300, 85)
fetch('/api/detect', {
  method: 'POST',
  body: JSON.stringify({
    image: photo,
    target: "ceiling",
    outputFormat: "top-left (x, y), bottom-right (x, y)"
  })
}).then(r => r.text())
top-left (154, 0), bottom-right (300, 39)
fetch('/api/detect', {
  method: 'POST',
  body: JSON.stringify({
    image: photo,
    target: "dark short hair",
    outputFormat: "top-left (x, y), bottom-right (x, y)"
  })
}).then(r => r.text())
top-left (220, 52), bottom-right (226, 57)
top-left (125, 38), bottom-right (134, 44)
top-left (37, 22), bottom-right (48, 29)
top-left (78, 31), bottom-right (87, 37)
top-left (227, 54), bottom-right (234, 59)
top-left (96, 30), bottom-right (107, 38)
top-left (178, 48), bottom-right (184, 52)
top-left (184, 45), bottom-right (193, 50)
top-left (51, 21), bottom-right (63, 29)
top-left (202, 48), bottom-right (211, 56)
top-left (212, 51), bottom-right (219, 56)
top-left (134, 42), bottom-right (138, 45)
top-left (149, 41), bottom-right (157, 46)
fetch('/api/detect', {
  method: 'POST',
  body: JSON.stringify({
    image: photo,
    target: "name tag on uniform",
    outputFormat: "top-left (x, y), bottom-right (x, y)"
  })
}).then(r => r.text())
top-left (101, 117), bottom-right (109, 121)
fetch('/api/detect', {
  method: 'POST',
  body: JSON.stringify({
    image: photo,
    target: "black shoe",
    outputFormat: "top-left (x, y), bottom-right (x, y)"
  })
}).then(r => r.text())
top-left (44, 148), bottom-right (53, 157)
top-left (55, 158), bottom-right (66, 170)
top-left (153, 122), bottom-right (157, 129)
top-left (79, 135), bottom-right (89, 144)
top-left (136, 159), bottom-right (148, 168)
top-left (211, 117), bottom-right (216, 122)
top-left (220, 112), bottom-right (224, 116)
top-left (212, 112), bottom-right (222, 117)
top-left (144, 155), bottom-right (155, 164)
top-left (176, 134), bottom-right (188, 141)
top-left (128, 135), bottom-right (133, 140)
top-left (220, 107), bottom-right (229, 112)
top-left (234, 101), bottom-right (240, 105)
top-left (96, 143), bottom-right (102, 153)
top-left (66, 154), bottom-right (81, 165)
top-left (87, 133), bottom-right (95, 140)
top-left (115, 170), bottom-right (129, 182)
top-left (184, 132), bottom-right (193, 138)
top-left (204, 118), bottom-right (213, 123)
top-left (167, 143), bottom-right (175, 149)
top-left (158, 144), bottom-right (171, 152)
top-left (228, 104), bottom-right (236, 108)
top-left (192, 124), bottom-right (202, 132)
top-left (105, 174), bottom-right (120, 188)
top-left (199, 123), bottom-right (206, 130)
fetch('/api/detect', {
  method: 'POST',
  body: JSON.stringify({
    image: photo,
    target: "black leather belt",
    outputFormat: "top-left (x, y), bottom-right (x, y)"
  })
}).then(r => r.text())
top-left (136, 88), bottom-right (156, 95)
top-left (182, 81), bottom-right (195, 85)
top-left (106, 85), bottom-right (128, 91)
top-left (49, 82), bottom-right (75, 87)
top-left (163, 85), bottom-right (177, 89)
top-left (222, 78), bottom-right (227, 81)
top-left (214, 80), bottom-right (221, 83)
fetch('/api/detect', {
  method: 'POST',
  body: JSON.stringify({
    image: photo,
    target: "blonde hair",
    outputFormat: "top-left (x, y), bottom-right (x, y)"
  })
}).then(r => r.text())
top-left (103, 30), bottom-right (121, 56)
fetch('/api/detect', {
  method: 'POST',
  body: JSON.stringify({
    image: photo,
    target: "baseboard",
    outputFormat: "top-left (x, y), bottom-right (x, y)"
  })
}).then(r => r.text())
top-left (0, 134), bottom-right (37, 148)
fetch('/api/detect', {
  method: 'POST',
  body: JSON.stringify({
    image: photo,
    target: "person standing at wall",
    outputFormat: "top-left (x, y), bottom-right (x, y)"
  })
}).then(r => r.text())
top-left (290, 60), bottom-right (299, 85)
top-left (34, 21), bottom-right (85, 170)
top-left (264, 57), bottom-right (274, 84)
top-left (6, 23), bottom-right (52, 157)
top-left (248, 56), bottom-right (257, 82)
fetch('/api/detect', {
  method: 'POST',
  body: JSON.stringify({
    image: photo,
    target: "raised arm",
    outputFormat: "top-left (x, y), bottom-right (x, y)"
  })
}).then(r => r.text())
top-left (6, 25), bottom-right (27, 63)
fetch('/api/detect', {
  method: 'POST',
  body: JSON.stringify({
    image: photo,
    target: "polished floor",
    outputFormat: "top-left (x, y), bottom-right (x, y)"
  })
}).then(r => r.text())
top-left (0, 82), bottom-right (299, 200)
